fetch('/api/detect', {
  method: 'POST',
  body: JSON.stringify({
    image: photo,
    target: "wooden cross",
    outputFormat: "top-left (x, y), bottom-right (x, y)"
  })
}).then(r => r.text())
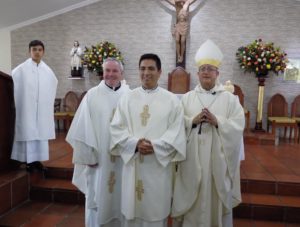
top-left (110, 108), bottom-right (116, 122)
top-left (108, 171), bottom-right (116, 193)
top-left (140, 105), bottom-right (150, 126)
top-left (160, 0), bottom-right (202, 68)
top-left (136, 179), bottom-right (144, 201)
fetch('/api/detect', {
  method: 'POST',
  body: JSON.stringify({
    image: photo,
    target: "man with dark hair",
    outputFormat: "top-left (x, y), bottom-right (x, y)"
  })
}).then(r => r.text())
top-left (29, 40), bottom-right (45, 50)
top-left (11, 40), bottom-right (57, 172)
top-left (138, 53), bottom-right (162, 70)
top-left (110, 53), bottom-right (186, 227)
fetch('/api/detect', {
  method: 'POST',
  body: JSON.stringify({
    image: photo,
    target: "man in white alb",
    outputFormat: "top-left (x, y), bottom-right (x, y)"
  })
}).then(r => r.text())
top-left (110, 53), bottom-right (186, 227)
top-left (66, 58), bottom-right (129, 227)
top-left (11, 40), bottom-right (57, 172)
top-left (172, 40), bottom-right (245, 227)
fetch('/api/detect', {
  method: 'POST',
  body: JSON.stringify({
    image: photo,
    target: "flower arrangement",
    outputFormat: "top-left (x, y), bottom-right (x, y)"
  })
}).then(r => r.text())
top-left (236, 39), bottom-right (288, 77)
top-left (83, 41), bottom-right (123, 74)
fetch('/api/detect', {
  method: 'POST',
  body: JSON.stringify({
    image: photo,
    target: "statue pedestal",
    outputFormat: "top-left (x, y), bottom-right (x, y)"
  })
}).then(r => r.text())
top-left (253, 76), bottom-right (267, 132)
top-left (71, 67), bottom-right (83, 77)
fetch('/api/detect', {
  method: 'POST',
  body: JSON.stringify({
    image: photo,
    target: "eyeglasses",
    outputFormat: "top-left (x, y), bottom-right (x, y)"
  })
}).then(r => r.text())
top-left (199, 66), bottom-right (218, 73)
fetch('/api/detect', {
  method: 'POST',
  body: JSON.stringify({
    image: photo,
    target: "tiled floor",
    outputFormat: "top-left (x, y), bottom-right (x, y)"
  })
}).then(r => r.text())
top-left (0, 201), bottom-right (84, 227)
top-left (47, 132), bottom-right (300, 184)
top-left (241, 142), bottom-right (300, 182)
top-left (234, 219), bottom-right (300, 227)
top-left (0, 132), bottom-right (299, 226)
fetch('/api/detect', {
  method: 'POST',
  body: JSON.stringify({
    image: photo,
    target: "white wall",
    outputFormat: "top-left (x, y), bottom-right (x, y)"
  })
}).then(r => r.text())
top-left (10, 0), bottom-right (300, 129)
top-left (0, 29), bottom-right (11, 74)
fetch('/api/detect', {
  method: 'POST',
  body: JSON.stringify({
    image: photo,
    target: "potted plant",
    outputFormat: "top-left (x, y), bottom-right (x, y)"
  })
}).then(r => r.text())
top-left (236, 39), bottom-right (287, 77)
top-left (236, 39), bottom-right (288, 131)
top-left (83, 41), bottom-right (123, 78)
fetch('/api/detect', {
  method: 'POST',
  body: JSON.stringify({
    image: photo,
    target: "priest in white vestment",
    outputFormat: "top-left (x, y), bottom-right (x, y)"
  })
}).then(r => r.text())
top-left (110, 53), bottom-right (186, 227)
top-left (66, 58), bottom-right (129, 227)
top-left (172, 40), bottom-right (245, 227)
top-left (11, 40), bottom-right (57, 171)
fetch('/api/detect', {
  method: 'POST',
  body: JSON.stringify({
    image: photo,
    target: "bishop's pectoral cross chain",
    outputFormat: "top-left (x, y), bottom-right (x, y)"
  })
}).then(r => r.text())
top-left (197, 93), bottom-right (219, 134)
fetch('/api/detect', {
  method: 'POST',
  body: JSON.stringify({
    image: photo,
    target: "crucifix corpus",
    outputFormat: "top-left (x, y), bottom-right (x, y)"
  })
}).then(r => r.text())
top-left (163, 0), bottom-right (198, 67)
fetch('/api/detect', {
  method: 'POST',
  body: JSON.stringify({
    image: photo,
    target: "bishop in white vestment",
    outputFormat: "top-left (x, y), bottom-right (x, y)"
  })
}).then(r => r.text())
top-left (110, 54), bottom-right (186, 227)
top-left (66, 59), bottom-right (129, 227)
top-left (11, 40), bottom-right (57, 165)
top-left (172, 40), bottom-right (245, 227)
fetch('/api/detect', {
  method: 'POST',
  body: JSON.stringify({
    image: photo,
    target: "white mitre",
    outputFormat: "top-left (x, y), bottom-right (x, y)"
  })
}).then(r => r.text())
top-left (223, 80), bottom-right (235, 93)
top-left (195, 39), bottom-right (224, 68)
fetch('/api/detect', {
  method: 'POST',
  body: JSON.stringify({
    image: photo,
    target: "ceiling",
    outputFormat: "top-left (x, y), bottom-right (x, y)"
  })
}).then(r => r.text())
top-left (0, 0), bottom-right (100, 30)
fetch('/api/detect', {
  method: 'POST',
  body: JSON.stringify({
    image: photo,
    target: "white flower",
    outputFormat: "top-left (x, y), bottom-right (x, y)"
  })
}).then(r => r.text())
top-left (247, 57), bottom-right (251, 60)
top-left (258, 58), bottom-right (262, 62)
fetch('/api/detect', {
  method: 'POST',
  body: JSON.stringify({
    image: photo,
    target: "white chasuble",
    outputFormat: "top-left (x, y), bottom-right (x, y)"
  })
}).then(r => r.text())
top-left (11, 58), bottom-right (57, 163)
top-left (172, 84), bottom-right (245, 227)
top-left (110, 87), bottom-right (186, 226)
top-left (66, 81), bottom-right (129, 227)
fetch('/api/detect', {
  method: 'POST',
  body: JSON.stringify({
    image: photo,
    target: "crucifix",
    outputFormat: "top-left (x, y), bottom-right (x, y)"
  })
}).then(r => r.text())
top-left (108, 171), bottom-right (116, 193)
top-left (140, 105), bottom-right (150, 126)
top-left (136, 180), bottom-right (144, 201)
top-left (160, 0), bottom-right (204, 68)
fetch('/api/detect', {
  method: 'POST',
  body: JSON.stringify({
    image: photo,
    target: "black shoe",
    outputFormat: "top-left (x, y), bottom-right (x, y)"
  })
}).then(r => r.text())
top-left (33, 161), bottom-right (44, 171)
top-left (26, 163), bottom-right (34, 172)
top-left (26, 162), bottom-right (44, 173)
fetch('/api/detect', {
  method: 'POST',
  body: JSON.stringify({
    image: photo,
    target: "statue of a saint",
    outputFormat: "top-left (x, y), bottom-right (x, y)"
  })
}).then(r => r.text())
top-left (164, 0), bottom-right (196, 63)
top-left (70, 41), bottom-right (83, 77)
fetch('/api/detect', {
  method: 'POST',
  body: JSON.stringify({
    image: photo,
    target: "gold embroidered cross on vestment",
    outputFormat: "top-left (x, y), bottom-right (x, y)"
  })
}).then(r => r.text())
top-left (136, 179), bottom-right (144, 201)
top-left (140, 105), bottom-right (150, 126)
top-left (108, 171), bottom-right (116, 193)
